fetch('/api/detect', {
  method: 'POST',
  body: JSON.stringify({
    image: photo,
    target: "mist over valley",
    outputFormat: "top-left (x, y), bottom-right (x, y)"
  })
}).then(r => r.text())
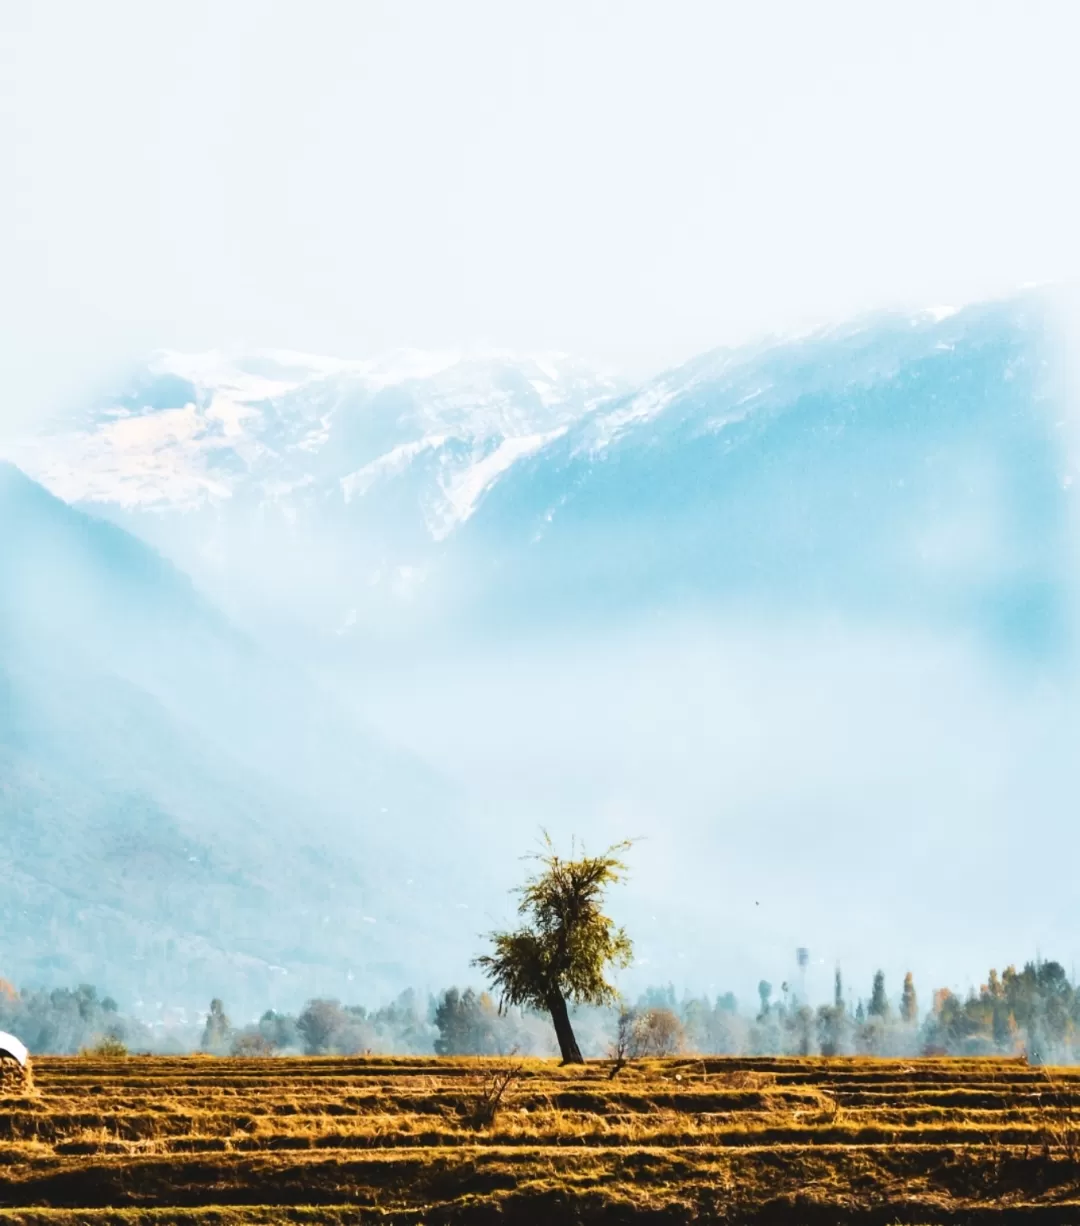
top-left (3, 290), bottom-right (1079, 1022)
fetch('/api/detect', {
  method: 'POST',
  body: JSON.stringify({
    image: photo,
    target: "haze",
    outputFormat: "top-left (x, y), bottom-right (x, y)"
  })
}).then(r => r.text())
top-left (5, 0), bottom-right (1080, 422)
top-left (4, 3), bottom-right (1080, 1021)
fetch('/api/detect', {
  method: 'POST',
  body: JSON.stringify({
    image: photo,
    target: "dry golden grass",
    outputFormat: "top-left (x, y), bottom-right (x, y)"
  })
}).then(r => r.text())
top-left (1, 1055), bottom-right (1080, 1221)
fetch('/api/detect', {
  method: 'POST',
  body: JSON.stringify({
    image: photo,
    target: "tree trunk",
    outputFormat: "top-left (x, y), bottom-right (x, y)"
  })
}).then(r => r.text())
top-left (547, 991), bottom-right (584, 1064)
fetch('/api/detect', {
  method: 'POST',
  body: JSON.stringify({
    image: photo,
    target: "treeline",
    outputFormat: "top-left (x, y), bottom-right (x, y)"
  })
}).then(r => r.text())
top-left (8, 958), bottom-right (1080, 1061)
top-left (0, 980), bottom-right (152, 1055)
top-left (213, 989), bottom-right (566, 1057)
top-left (632, 961), bottom-right (1080, 1063)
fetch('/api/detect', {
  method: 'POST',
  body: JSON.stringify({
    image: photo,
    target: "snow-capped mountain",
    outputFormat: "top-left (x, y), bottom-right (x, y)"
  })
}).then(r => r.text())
top-left (14, 347), bottom-right (620, 519)
top-left (429, 291), bottom-right (1077, 657)
top-left (6, 348), bottom-right (623, 633)
top-left (6, 291), bottom-right (1080, 1007)
top-left (8, 290), bottom-right (1075, 653)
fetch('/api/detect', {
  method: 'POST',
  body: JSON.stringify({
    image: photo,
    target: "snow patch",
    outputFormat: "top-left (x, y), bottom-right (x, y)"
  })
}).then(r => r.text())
top-left (341, 436), bottom-right (448, 501)
top-left (429, 428), bottom-right (567, 540)
top-left (585, 384), bottom-right (680, 451)
top-left (14, 345), bottom-right (622, 526)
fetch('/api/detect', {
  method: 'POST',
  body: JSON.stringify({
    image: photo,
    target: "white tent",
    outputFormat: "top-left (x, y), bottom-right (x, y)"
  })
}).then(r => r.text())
top-left (0, 1031), bottom-right (28, 1067)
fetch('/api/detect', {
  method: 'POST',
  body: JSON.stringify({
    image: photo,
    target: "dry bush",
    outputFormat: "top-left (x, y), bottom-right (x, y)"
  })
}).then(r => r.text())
top-left (610, 1007), bottom-right (685, 1077)
top-left (469, 1057), bottom-right (524, 1128)
top-left (231, 1031), bottom-right (277, 1057)
top-left (635, 1007), bottom-right (685, 1057)
top-left (80, 1036), bottom-right (127, 1058)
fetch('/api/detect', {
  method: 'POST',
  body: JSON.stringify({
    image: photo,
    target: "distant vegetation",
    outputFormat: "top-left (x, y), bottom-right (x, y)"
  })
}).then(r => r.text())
top-left (8, 958), bottom-right (1080, 1062)
top-left (474, 837), bottom-right (633, 1063)
top-left (0, 979), bottom-right (146, 1055)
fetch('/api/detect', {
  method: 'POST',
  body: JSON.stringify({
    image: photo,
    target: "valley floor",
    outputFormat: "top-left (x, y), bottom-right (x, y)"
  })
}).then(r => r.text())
top-left (1, 1055), bottom-right (1079, 1222)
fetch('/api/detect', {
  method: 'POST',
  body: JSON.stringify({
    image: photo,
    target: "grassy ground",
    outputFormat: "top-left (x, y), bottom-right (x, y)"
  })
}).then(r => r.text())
top-left (2, 1055), bottom-right (1080, 1222)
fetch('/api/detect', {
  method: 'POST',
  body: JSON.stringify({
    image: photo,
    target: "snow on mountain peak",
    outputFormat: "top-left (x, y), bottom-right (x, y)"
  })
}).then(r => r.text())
top-left (8, 346), bottom-right (624, 535)
top-left (2, 292), bottom-right (1059, 642)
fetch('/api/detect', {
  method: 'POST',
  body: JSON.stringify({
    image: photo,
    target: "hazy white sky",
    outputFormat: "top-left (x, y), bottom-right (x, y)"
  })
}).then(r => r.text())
top-left (4, 0), bottom-right (1080, 418)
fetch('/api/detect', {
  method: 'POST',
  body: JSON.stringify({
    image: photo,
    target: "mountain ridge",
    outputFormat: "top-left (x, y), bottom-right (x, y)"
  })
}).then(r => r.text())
top-left (11, 294), bottom-right (1067, 647)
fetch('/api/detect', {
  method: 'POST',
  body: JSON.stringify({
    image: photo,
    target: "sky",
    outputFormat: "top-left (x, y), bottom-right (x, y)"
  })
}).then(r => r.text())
top-left (4, 0), bottom-right (1080, 421)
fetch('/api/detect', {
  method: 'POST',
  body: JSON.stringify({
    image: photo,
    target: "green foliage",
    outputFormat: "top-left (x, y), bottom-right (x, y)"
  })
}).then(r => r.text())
top-left (230, 1030), bottom-right (277, 1057)
top-left (257, 1009), bottom-right (301, 1052)
top-left (15, 958), bottom-right (1080, 1064)
top-left (474, 837), bottom-right (633, 1062)
top-left (639, 984), bottom-right (677, 1010)
top-left (292, 995), bottom-right (418, 1055)
top-left (816, 999), bottom-right (851, 1057)
top-left (922, 960), bottom-right (1077, 1060)
top-left (475, 837), bottom-right (633, 1012)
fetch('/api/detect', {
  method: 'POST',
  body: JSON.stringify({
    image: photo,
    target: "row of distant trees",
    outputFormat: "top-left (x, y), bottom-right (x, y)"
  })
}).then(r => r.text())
top-left (202, 988), bottom-right (566, 1057)
top-left (197, 958), bottom-right (1080, 1061)
top-left (201, 988), bottom-right (724, 1058)
top-left (12, 839), bottom-right (1076, 1059)
top-left (0, 979), bottom-right (146, 1055)
top-left (3, 837), bottom-right (1076, 1060)
top-left (741, 960), bottom-right (1080, 1060)
top-left (4, 962), bottom-right (1080, 1060)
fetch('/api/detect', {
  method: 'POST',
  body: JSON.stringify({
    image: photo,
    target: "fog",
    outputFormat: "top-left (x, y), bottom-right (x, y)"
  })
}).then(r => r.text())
top-left (6, 2), bottom-right (1080, 425)
top-left (5, 291), bottom-right (1079, 1017)
top-left (6, 1), bottom-right (1080, 1024)
top-left (350, 611), bottom-right (1080, 1008)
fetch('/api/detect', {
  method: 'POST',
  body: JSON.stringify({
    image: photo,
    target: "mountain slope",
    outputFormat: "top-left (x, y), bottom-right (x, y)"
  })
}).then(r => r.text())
top-left (4, 293), bottom-right (1080, 1003)
top-left (9, 294), bottom-right (1074, 655)
top-left (6, 351), bottom-right (622, 635)
top-left (0, 465), bottom-right (466, 1015)
top-left (430, 295), bottom-right (1076, 655)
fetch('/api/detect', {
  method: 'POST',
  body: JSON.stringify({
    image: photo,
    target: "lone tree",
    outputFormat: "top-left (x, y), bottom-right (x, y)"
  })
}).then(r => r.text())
top-left (474, 836), bottom-right (633, 1064)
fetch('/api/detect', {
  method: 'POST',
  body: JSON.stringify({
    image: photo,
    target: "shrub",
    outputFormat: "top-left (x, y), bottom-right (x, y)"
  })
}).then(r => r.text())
top-left (609, 1005), bottom-right (684, 1070)
top-left (231, 1030), bottom-right (277, 1057)
top-left (631, 1007), bottom-right (684, 1057)
top-left (81, 1036), bottom-right (127, 1058)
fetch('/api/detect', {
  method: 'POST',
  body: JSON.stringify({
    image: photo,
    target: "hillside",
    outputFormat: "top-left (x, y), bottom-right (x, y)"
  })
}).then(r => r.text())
top-left (436, 295), bottom-right (1074, 652)
top-left (0, 465), bottom-right (463, 1014)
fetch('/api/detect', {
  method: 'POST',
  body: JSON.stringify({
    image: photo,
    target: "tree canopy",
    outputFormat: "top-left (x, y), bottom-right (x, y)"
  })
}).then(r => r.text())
top-left (474, 835), bottom-right (633, 1063)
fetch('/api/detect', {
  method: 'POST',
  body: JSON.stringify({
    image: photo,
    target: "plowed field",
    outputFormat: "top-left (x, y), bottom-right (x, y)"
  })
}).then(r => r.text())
top-left (2, 1055), bottom-right (1080, 1222)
